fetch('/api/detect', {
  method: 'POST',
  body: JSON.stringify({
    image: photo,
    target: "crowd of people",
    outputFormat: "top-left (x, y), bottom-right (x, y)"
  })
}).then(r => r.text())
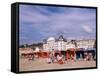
top-left (46, 52), bottom-right (65, 64)
top-left (20, 48), bottom-right (96, 65)
top-left (46, 49), bottom-right (96, 64)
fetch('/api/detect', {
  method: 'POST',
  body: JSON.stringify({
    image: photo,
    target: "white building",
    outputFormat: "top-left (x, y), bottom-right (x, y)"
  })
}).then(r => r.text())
top-left (77, 39), bottom-right (95, 49)
top-left (43, 35), bottom-right (95, 51)
top-left (66, 41), bottom-right (75, 50)
top-left (43, 37), bottom-right (55, 51)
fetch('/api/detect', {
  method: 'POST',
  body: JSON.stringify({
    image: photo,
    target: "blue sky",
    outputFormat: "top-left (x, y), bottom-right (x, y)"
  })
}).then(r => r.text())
top-left (19, 4), bottom-right (96, 45)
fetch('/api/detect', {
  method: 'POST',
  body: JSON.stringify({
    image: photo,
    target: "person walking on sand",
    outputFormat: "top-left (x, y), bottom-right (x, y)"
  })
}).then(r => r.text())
top-left (46, 52), bottom-right (52, 64)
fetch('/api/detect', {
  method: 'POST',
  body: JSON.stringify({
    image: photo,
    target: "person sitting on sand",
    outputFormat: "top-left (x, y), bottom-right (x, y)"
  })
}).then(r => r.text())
top-left (57, 54), bottom-right (64, 64)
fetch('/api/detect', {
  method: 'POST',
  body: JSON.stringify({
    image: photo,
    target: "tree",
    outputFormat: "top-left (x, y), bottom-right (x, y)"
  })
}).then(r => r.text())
top-left (19, 45), bottom-right (24, 48)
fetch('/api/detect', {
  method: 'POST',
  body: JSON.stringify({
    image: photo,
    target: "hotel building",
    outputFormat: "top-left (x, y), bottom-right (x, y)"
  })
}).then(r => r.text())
top-left (43, 35), bottom-right (95, 51)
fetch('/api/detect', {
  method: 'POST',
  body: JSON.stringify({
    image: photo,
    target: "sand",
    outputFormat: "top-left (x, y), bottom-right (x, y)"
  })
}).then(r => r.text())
top-left (19, 58), bottom-right (96, 71)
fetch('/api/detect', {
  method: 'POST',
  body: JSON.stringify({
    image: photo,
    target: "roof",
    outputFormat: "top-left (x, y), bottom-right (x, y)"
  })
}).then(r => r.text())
top-left (47, 37), bottom-right (55, 41)
top-left (57, 35), bottom-right (67, 42)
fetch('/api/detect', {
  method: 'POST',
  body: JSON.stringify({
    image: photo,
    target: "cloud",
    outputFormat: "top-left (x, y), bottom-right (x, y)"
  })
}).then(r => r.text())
top-left (82, 25), bottom-right (92, 33)
top-left (19, 5), bottom-right (96, 45)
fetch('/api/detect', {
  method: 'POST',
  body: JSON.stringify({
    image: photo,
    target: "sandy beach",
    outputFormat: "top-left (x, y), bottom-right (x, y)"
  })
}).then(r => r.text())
top-left (19, 58), bottom-right (96, 71)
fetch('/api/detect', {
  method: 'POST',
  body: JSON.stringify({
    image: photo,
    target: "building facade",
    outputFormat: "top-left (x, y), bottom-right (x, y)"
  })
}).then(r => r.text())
top-left (43, 35), bottom-right (95, 51)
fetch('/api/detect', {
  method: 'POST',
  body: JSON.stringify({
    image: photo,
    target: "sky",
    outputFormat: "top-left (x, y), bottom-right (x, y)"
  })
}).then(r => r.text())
top-left (19, 4), bottom-right (96, 45)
